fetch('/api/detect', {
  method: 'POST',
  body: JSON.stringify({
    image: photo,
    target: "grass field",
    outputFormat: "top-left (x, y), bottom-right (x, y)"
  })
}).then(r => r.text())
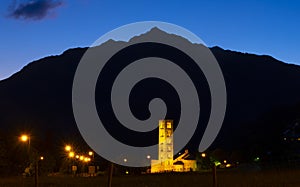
top-left (1, 169), bottom-right (300, 187)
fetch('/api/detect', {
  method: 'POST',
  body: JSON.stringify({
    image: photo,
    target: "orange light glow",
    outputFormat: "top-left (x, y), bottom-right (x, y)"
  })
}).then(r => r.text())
top-left (65, 145), bottom-right (71, 152)
top-left (69, 152), bottom-right (75, 158)
top-left (20, 135), bottom-right (29, 142)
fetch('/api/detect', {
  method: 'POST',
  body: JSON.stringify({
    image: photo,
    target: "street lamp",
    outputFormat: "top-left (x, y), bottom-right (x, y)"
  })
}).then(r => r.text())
top-left (79, 155), bottom-right (84, 161)
top-left (19, 134), bottom-right (38, 187)
top-left (69, 152), bottom-right (75, 158)
top-left (65, 145), bottom-right (72, 152)
top-left (20, 134), bottom-right (30, 152)
top-left (84, 157), bottom-right (90, 163)
top-left (88, 151), bottom-right (95, 166)
top-left (201, 153), bottom-right (206, 158)
top-left (20, 135), bottom-right (29, 142)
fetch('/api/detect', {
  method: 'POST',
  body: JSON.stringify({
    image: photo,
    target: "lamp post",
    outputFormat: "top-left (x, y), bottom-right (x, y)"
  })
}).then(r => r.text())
top-left (19, 134), bottom-right (39, 187)
top-left (200, 152), bottom-right (216, 187)
top-left (68, 151), bottom-right (76, 175)
top-left (88, 151), bottom-right (94, 164)
top-left (65, 146), bottom-right (74, 174)
top-left (107, 163), bottom-right (114, 187)
top-left (20, 134), bottom-right (30, 154)
top-left (88, 151), bottom-right (96, 176)
top-left (20, 134), bottom-right (31, 166)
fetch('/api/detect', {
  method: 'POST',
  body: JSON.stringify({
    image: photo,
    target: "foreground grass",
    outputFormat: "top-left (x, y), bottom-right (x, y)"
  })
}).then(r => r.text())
top-left (1, 169), bottom-right (300, 187)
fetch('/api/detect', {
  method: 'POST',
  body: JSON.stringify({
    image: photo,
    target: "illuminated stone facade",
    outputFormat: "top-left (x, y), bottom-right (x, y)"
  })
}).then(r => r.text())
top-left (150, 120), bottom-right (197, 173)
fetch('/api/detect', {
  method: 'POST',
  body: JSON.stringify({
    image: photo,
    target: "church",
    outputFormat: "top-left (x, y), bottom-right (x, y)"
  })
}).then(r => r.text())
top-left (150, 120), bottom-right (197, 173)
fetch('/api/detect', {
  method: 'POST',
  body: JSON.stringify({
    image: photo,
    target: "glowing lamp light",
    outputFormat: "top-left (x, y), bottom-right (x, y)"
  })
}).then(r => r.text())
top-left (201, 153), bottom-right (206, 158)
top-left (69, 152), bottom-right (75, 158)
top-left (65, 145), bottom-right (71, 152)
top-left (20, 135), bottom-right (29, 142)
top-left (88, 151), bottom-right (93, 156)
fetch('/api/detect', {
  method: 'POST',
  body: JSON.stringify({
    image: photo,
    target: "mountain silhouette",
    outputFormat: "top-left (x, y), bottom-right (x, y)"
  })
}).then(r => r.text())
top-left (1, 28), bottom-right (300, 159)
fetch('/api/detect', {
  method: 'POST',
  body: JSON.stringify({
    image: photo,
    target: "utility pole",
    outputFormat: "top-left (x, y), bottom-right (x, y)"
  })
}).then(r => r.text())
top-left (212, 164), bottom-right (217, 187)
top-left (107, 163), bottom-right (114, 187)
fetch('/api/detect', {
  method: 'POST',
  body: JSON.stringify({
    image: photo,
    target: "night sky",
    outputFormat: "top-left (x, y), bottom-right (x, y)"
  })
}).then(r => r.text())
top-left (1, 0), bottom-right (299, 80)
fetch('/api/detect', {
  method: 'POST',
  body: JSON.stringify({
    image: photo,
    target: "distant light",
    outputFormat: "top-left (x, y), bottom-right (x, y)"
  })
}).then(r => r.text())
top-left (69, 152), bottom-right (75, 158)
top-left (225, 164), bottom-right (231, 168)
top-left (125, 171), bottom-right (129, 174)
top-left (40, 156), bottom-right (44, 160)
top-left (124, 158), bottom-right (127, 162)
top-left (80, 156), bottom-right (84, 160)
top-left (75, 155), bottom-right (79, 159)
top-left (254, 157), bottom-right (260, 162)
top-left (65, 145), bottom-right (71, 152)
top-left (223, 160), bottom-right (227, 164)
top-left (298, 138), bottom-right (300, 141)
top-left (20, 135), bottom-right (29, 142)
top-left (201, 153), bottom-right (206, 158)
top-left (283, 137), bottom-right (287, 141)
top-left (88, 151), bottom-right (93, 156)
top-left (147, 155), bottom-right (151, 159)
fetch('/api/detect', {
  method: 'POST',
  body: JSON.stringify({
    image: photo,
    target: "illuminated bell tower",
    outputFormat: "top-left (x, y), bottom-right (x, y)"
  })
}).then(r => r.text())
top-left (158, 119), bottom-right (174, 171)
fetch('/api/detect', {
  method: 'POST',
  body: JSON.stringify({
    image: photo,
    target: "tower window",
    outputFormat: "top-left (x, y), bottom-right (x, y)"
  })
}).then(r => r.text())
top-left (167, 139), bottom-right (172, 144)
top-left (166, 130), bottom-right (171, 137)
top-left (167, 122), bottom-right (172, 129)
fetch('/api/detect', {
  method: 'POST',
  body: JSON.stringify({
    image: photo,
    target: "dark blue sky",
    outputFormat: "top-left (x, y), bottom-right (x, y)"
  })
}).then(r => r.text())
top-left (1, 0), bottom-right (300, 80)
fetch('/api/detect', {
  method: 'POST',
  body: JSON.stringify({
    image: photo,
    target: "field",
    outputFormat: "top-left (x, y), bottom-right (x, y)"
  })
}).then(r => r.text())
top-left (1, 169), bottom-right (300, 187)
